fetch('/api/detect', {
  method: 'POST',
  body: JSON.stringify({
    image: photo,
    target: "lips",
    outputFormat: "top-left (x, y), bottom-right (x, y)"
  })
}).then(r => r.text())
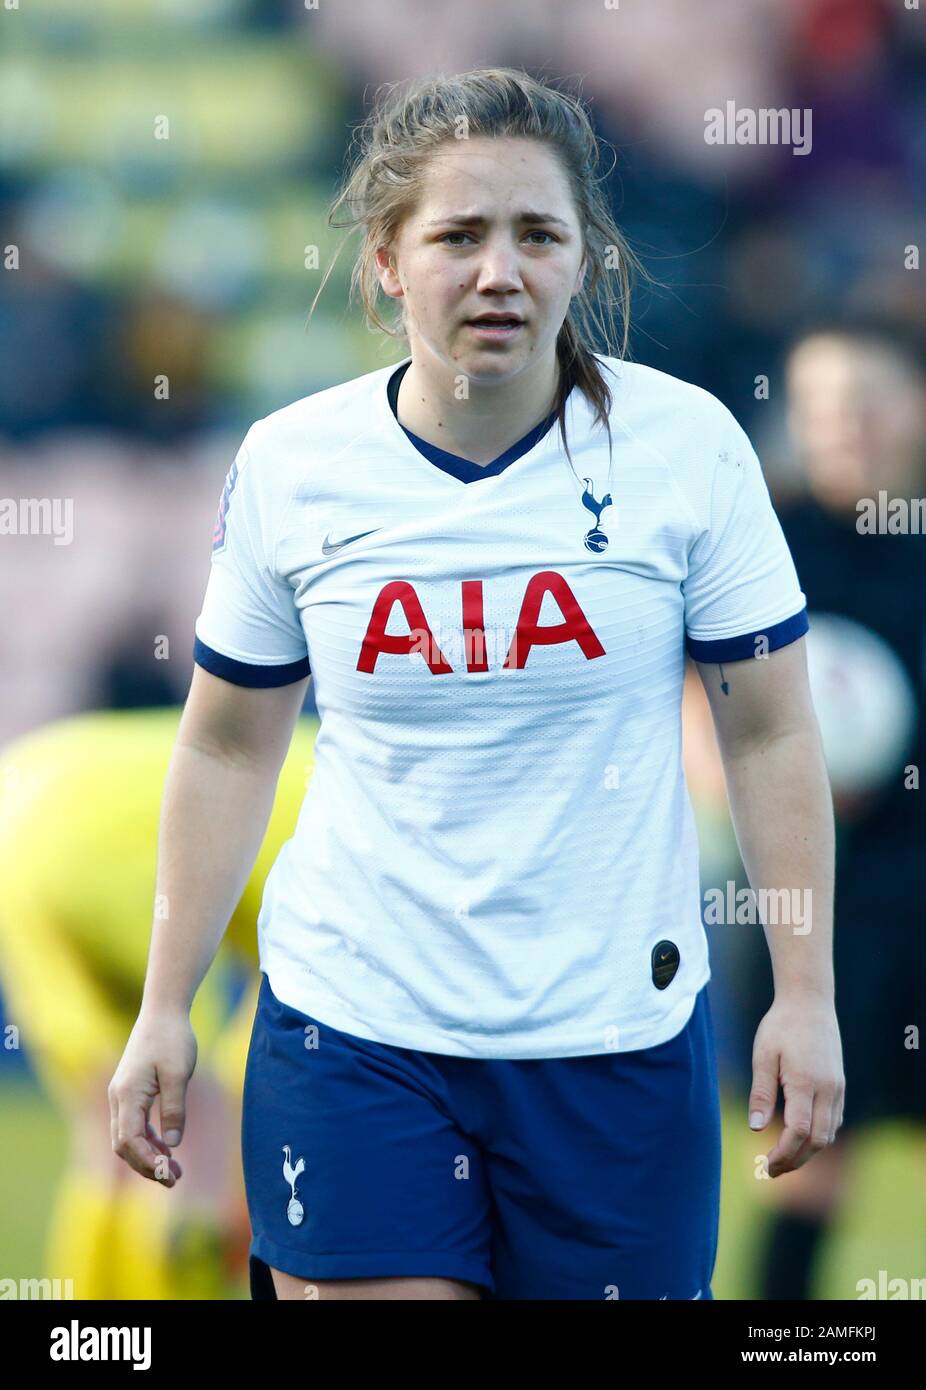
top-left (467, 315), bottom-right (524, 326)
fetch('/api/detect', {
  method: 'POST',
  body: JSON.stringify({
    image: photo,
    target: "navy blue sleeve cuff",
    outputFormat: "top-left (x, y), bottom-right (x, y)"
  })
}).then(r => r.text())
top-left (685, 607), bottom-right (809, 663)
top-left (193, 636), bottom-right (311, 687)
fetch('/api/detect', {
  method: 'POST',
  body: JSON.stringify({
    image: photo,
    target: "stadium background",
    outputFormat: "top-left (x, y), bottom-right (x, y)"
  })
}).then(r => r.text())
top-left (1, 0), bottom-right (925, 1299)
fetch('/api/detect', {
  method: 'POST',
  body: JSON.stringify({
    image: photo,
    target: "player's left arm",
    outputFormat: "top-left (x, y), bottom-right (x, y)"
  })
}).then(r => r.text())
top-left (695, 635), bottom-right (845, 1177)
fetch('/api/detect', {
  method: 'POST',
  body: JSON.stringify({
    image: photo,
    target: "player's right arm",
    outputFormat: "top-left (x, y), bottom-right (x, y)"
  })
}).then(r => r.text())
top-left (111, 425), bottom-right (313, 1183)
top-left (109, 663), bottom-right (310, 1186)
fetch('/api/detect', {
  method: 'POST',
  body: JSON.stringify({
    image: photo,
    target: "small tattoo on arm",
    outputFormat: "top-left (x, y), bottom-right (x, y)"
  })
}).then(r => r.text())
top-left (719, 663), bottom-right (729, 696)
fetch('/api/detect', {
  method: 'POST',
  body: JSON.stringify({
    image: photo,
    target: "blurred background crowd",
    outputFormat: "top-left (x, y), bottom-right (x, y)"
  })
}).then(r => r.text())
top-left (2, 0), bottom-right (926, 735)
top-left (1, 0), bottom-right (925, 1301)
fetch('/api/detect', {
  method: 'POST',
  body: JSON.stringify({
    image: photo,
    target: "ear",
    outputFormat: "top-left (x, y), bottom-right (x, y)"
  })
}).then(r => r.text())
top-left (375, 245), bottom-right (403, 301)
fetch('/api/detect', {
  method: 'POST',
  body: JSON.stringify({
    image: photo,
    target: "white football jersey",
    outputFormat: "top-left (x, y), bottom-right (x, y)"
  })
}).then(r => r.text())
top-left (194, 353), bottom-right (807, 1057)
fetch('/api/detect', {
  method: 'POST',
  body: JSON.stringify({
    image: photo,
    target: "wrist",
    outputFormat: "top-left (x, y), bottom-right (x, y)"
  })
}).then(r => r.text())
top-left (139, 988), bottom-right (194, 1022)
top-left (772, 979), bottom-right (835, 1006)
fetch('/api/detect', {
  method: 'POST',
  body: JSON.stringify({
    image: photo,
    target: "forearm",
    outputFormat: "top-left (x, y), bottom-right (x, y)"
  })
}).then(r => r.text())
top-left (140, 739), bottom-right (281, 1016)
top-left (720, 725), bottom-right (835, 1000)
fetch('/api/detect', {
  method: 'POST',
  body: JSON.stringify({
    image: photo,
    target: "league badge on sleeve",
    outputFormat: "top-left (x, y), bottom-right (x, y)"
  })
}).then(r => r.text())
top-left (212, 457), bottom-right (240, 553)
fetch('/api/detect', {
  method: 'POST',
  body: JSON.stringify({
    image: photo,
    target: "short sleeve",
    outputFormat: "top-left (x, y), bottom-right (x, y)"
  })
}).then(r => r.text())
top-left (193, 430), bottom-right (311, 687)
top-left (683, 416), bottom-right (808, 663)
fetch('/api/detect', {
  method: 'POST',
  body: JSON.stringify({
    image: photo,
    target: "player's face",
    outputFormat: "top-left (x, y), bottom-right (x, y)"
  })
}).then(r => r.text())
top-left (376, 137), bottom-right (587, 384)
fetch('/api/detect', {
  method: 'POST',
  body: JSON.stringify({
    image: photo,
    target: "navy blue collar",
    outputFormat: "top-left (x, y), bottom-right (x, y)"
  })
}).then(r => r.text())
top-left (387, 360), bottom-right (558, 483)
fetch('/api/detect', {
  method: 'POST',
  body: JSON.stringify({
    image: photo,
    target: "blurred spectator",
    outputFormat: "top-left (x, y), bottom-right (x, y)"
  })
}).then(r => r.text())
top-left (92, 605), bottom-right (181, 710)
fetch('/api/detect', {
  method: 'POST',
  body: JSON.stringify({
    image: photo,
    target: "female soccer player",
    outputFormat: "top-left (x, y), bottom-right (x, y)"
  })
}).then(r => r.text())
top-left (109, 67), bottom-right (844, 1301)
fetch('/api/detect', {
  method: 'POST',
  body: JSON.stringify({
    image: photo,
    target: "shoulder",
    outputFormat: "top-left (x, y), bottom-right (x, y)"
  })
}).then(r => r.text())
top-left (226, 363), bottom-right (397, 516)
top-left (226, 361), bottom-right (397, 514)
top-left (244, 363), bottom-right (396, 475)
top-left (594, 356), bottom-right (759, 525)
top-left (596, 356), bottom-right (747, 443)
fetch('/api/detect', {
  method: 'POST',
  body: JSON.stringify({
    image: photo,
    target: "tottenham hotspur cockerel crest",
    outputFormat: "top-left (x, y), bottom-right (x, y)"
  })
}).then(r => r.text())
top-left (581, 478), bottom-right (613, 552)
top-left (282, 1144), bottom-right (306, 1226)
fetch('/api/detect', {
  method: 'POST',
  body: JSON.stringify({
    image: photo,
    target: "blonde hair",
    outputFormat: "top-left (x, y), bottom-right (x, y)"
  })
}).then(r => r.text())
top-left (310, 66), bottom-right (646, 470)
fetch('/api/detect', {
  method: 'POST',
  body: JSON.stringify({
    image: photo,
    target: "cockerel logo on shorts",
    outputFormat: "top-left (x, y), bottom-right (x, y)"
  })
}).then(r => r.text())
top-left (282, 1144), bottom-right (306, 1226)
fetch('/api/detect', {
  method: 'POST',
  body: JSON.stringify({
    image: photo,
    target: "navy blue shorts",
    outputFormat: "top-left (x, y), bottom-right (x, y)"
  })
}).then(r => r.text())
top-left (242, 973), bottom-right (721, 1300)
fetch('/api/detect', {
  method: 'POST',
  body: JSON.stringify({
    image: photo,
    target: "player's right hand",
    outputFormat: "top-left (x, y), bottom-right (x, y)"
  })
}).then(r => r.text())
top-left (109, 1007), bottom-right (198, 1185)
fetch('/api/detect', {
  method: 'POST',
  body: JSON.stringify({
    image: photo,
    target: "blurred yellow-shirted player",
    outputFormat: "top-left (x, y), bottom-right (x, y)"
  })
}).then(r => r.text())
top-left (0, 706), bottom-right (318, 1299)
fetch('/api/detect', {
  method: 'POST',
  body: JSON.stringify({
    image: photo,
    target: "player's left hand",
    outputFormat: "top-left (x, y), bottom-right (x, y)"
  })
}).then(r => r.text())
top-left (748, 993), bottom-right (845, 1177)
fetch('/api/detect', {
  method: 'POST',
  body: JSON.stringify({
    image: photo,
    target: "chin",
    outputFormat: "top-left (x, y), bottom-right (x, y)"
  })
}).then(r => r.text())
top-left (460, 340), bottom-right (527, 362)
top-left (462, 356), bottom-right (525, 382)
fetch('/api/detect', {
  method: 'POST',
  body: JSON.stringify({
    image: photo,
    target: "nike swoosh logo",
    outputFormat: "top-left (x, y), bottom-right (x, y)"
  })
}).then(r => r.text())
top-left (321, 529), bottom-right (381, 555)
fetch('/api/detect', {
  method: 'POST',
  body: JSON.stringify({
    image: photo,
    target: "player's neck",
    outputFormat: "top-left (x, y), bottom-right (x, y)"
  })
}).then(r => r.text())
top-left (396, 356), bottom-right (559, 467)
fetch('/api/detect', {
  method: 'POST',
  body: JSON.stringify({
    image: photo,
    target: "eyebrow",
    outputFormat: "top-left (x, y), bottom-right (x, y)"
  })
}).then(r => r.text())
top-left (425, 212), bottom-right (569, 227)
